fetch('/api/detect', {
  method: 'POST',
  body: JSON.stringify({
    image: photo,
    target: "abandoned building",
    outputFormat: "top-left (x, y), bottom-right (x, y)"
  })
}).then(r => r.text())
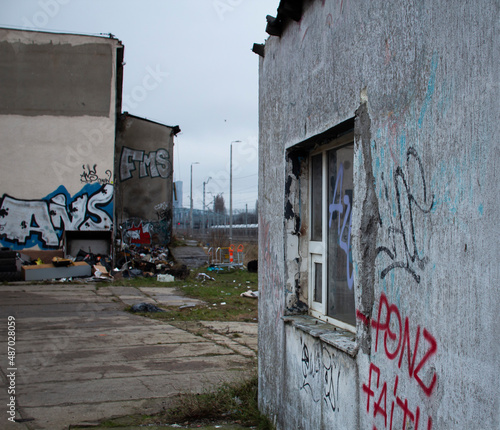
top-left (0, 28), bottom-right (179, 254)
top-left (115, 112), bottom-right (180, 246)
top-left (256, 1), bottom-right (498, 429)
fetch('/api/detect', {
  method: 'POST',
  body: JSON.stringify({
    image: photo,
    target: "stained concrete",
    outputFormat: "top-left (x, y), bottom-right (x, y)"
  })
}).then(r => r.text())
top-left (170, 246), bottom-right (209, 268)
top-left (0, 283), bottom-right (257, 430)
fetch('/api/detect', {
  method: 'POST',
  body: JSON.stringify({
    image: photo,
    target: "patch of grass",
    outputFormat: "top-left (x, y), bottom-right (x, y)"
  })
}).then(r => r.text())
top-left (75, 375), bottom-right (273, 430)
top-left (151, 374), bottom-right (273, 429)
top-left (122, 267), bottom-right (258, 322)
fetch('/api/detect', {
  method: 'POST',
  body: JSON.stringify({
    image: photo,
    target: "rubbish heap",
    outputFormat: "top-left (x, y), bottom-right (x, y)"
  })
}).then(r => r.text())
top-left (2, 243), bottom-right (190, 282)
top-left (114, 244), bottom-right (189, 280)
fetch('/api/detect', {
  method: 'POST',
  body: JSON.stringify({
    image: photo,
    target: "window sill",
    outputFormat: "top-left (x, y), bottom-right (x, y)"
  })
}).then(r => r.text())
top-left (282, 315), bottom-right (358, 358)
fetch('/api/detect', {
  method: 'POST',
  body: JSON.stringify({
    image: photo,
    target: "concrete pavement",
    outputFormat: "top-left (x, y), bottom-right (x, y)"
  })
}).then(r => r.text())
top-left (0, 282), bottom-right (257, 430)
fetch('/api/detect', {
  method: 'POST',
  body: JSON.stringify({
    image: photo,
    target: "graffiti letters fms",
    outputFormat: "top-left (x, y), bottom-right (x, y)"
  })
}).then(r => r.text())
top-left (119, 146), bottom-right (171, 181)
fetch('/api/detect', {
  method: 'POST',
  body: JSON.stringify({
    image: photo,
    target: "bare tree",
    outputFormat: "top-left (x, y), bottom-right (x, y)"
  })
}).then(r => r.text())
top-left (214, 193), bottom-right (226, 215)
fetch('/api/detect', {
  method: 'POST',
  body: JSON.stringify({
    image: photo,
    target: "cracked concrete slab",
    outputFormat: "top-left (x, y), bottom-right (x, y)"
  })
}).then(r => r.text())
top-left (0, 283), bottom-right (257, 430)
top-left (170, 246), bottom-right (208, 268)
top-left (139, 287), bottom-right (205, 308)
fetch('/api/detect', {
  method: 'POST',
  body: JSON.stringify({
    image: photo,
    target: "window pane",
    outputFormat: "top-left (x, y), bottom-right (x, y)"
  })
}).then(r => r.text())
top-left (311, 154), bottom-right (322, 241)
top-left (314, 262), bottom-right (322, 303)
top-left (327, 143), bottom-right (355, 325)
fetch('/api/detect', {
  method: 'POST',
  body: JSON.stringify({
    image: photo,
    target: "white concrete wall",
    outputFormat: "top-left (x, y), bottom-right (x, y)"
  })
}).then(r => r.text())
top-left (258, 1), bottom-right (499, 429)
top-left (0, 115), bottom-right (115, 198)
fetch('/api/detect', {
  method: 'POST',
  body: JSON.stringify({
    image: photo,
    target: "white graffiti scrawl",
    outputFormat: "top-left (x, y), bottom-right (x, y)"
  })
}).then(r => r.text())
top-left (0, 184), bottom-right (113, 249)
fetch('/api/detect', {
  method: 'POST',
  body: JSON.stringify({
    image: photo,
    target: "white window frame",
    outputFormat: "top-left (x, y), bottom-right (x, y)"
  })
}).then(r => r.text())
top-left (308, 132), bottom-right (355, 333)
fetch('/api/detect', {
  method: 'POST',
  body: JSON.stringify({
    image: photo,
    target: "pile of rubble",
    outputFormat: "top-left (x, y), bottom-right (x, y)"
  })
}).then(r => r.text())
top-left (114, 244), bottom-right (189, 280)
top-left (1, 244), bottom-right (191, 283)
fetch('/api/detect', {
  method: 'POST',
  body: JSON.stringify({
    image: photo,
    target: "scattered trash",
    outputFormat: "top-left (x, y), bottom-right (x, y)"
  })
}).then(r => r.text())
top-left (75, 250), bottom-right (112, 272)
top-left (207, 265), bottom-right (224, 272)
top-left (157, 274), bottom-right (175, 282)
top-left (167, 264), bottom-right (190, 280)
top-left (52, 257), bottom-right (72, 267)
top-left (130, 303), bottom-right (165, 313)
top-left (92, 263), bottom-right (112, 280)
top-left (179, 304), bottom-right (196, 310)
top-left (196, 272), bottom-right (215, 282)
top-left (240, 290), bottom-right (259, 299)
top-left (115, 244), bottom-right (185, 280)
top-left (122, 268), bottom-right (143, 278)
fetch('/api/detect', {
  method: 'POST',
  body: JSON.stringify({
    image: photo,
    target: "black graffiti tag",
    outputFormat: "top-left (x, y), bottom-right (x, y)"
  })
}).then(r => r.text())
top-left (376, 147), bottom-right (434, 283)
top-left (300, 342), bottom-right (340, 413)
top-left (80, 164), bottom-right (112, 185)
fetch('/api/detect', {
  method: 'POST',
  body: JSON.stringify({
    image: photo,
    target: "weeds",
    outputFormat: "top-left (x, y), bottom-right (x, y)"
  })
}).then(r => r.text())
top-left (152, 374), bottom-right (273, 429)
top-left (79, 375), bottom-right (274, 430)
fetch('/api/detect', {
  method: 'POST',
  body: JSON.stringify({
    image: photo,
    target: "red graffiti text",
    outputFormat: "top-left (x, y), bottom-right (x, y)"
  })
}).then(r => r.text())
top-left (357, 292), bottom-right (438, 429)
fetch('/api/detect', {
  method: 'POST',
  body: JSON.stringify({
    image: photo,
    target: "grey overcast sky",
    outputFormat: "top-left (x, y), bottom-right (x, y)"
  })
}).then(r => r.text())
top-left (0, 0), bottom-right (276, 211)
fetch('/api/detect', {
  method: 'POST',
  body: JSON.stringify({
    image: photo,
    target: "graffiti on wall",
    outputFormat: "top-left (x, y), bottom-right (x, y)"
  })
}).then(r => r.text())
top-left (357, 292), bottom-right (437, 429)
top-left (119, 146), bottom-right (172, 181)
top-left (328, 161), bottom-right (354, 289)
top-left (300, 341), bottom-right (341, 413)
top-left (154, 201), bottom-right (170, 219)
top-left (80, 164), bottom-right (112, 185)
top-left (121, 202), bottom-right (172, 246)
top-left (122, 222), bottom-right (151, 244)
top-left (0, 183), bottom-right (113, 249)
top-left (122, 219), bottom-right (172, 246)
top-left (376, 147), bottom-right (434, 284)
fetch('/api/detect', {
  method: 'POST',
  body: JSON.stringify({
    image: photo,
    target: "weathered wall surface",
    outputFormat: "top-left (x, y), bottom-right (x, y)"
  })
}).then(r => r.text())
top-left (115, 114), bottom-right (176, 246)
top-left (258, 1), bottom-right (499, 429)
top-left (0, 29), bottom-right (122, 250)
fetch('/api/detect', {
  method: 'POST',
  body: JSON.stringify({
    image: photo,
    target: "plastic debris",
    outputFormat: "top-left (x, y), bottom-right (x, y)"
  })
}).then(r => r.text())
top-left (196, 272), bottom-right (215, 282)
top-left (240, 290), bottom-right (259, 299)
top-left (179, 304), bottom-right (196, 309)
top-left (130, 303), bottom-right (165, 313)
top-left (157, 274), bottom-right (175, 282)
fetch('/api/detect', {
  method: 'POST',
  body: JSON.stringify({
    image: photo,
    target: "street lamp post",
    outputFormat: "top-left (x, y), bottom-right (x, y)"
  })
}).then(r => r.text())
top-left (229, 140), bottom-right (241, 245)
top-left (190, 162), bottom-right (199, 237)
top-left (203, 177), bottom-right (212, 235)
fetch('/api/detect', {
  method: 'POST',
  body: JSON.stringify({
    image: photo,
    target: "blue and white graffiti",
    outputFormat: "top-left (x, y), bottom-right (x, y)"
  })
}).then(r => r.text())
top-left (0, 183), bottom-right (113, 250)
top-left (329, 162), bottom-right (354, 290)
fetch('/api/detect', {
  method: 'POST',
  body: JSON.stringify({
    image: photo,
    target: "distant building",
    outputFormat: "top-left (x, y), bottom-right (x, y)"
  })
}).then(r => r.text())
top-left (173, 181), bottom-right (183, 208)
top-left (256, 1), bottom-right (499, 429)
top-left (0, 28), bottom-right (179, 252)
top-left (115, 113), bottom-right (180, 246)
top-left (0, 28), bottom-right (123, 251)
